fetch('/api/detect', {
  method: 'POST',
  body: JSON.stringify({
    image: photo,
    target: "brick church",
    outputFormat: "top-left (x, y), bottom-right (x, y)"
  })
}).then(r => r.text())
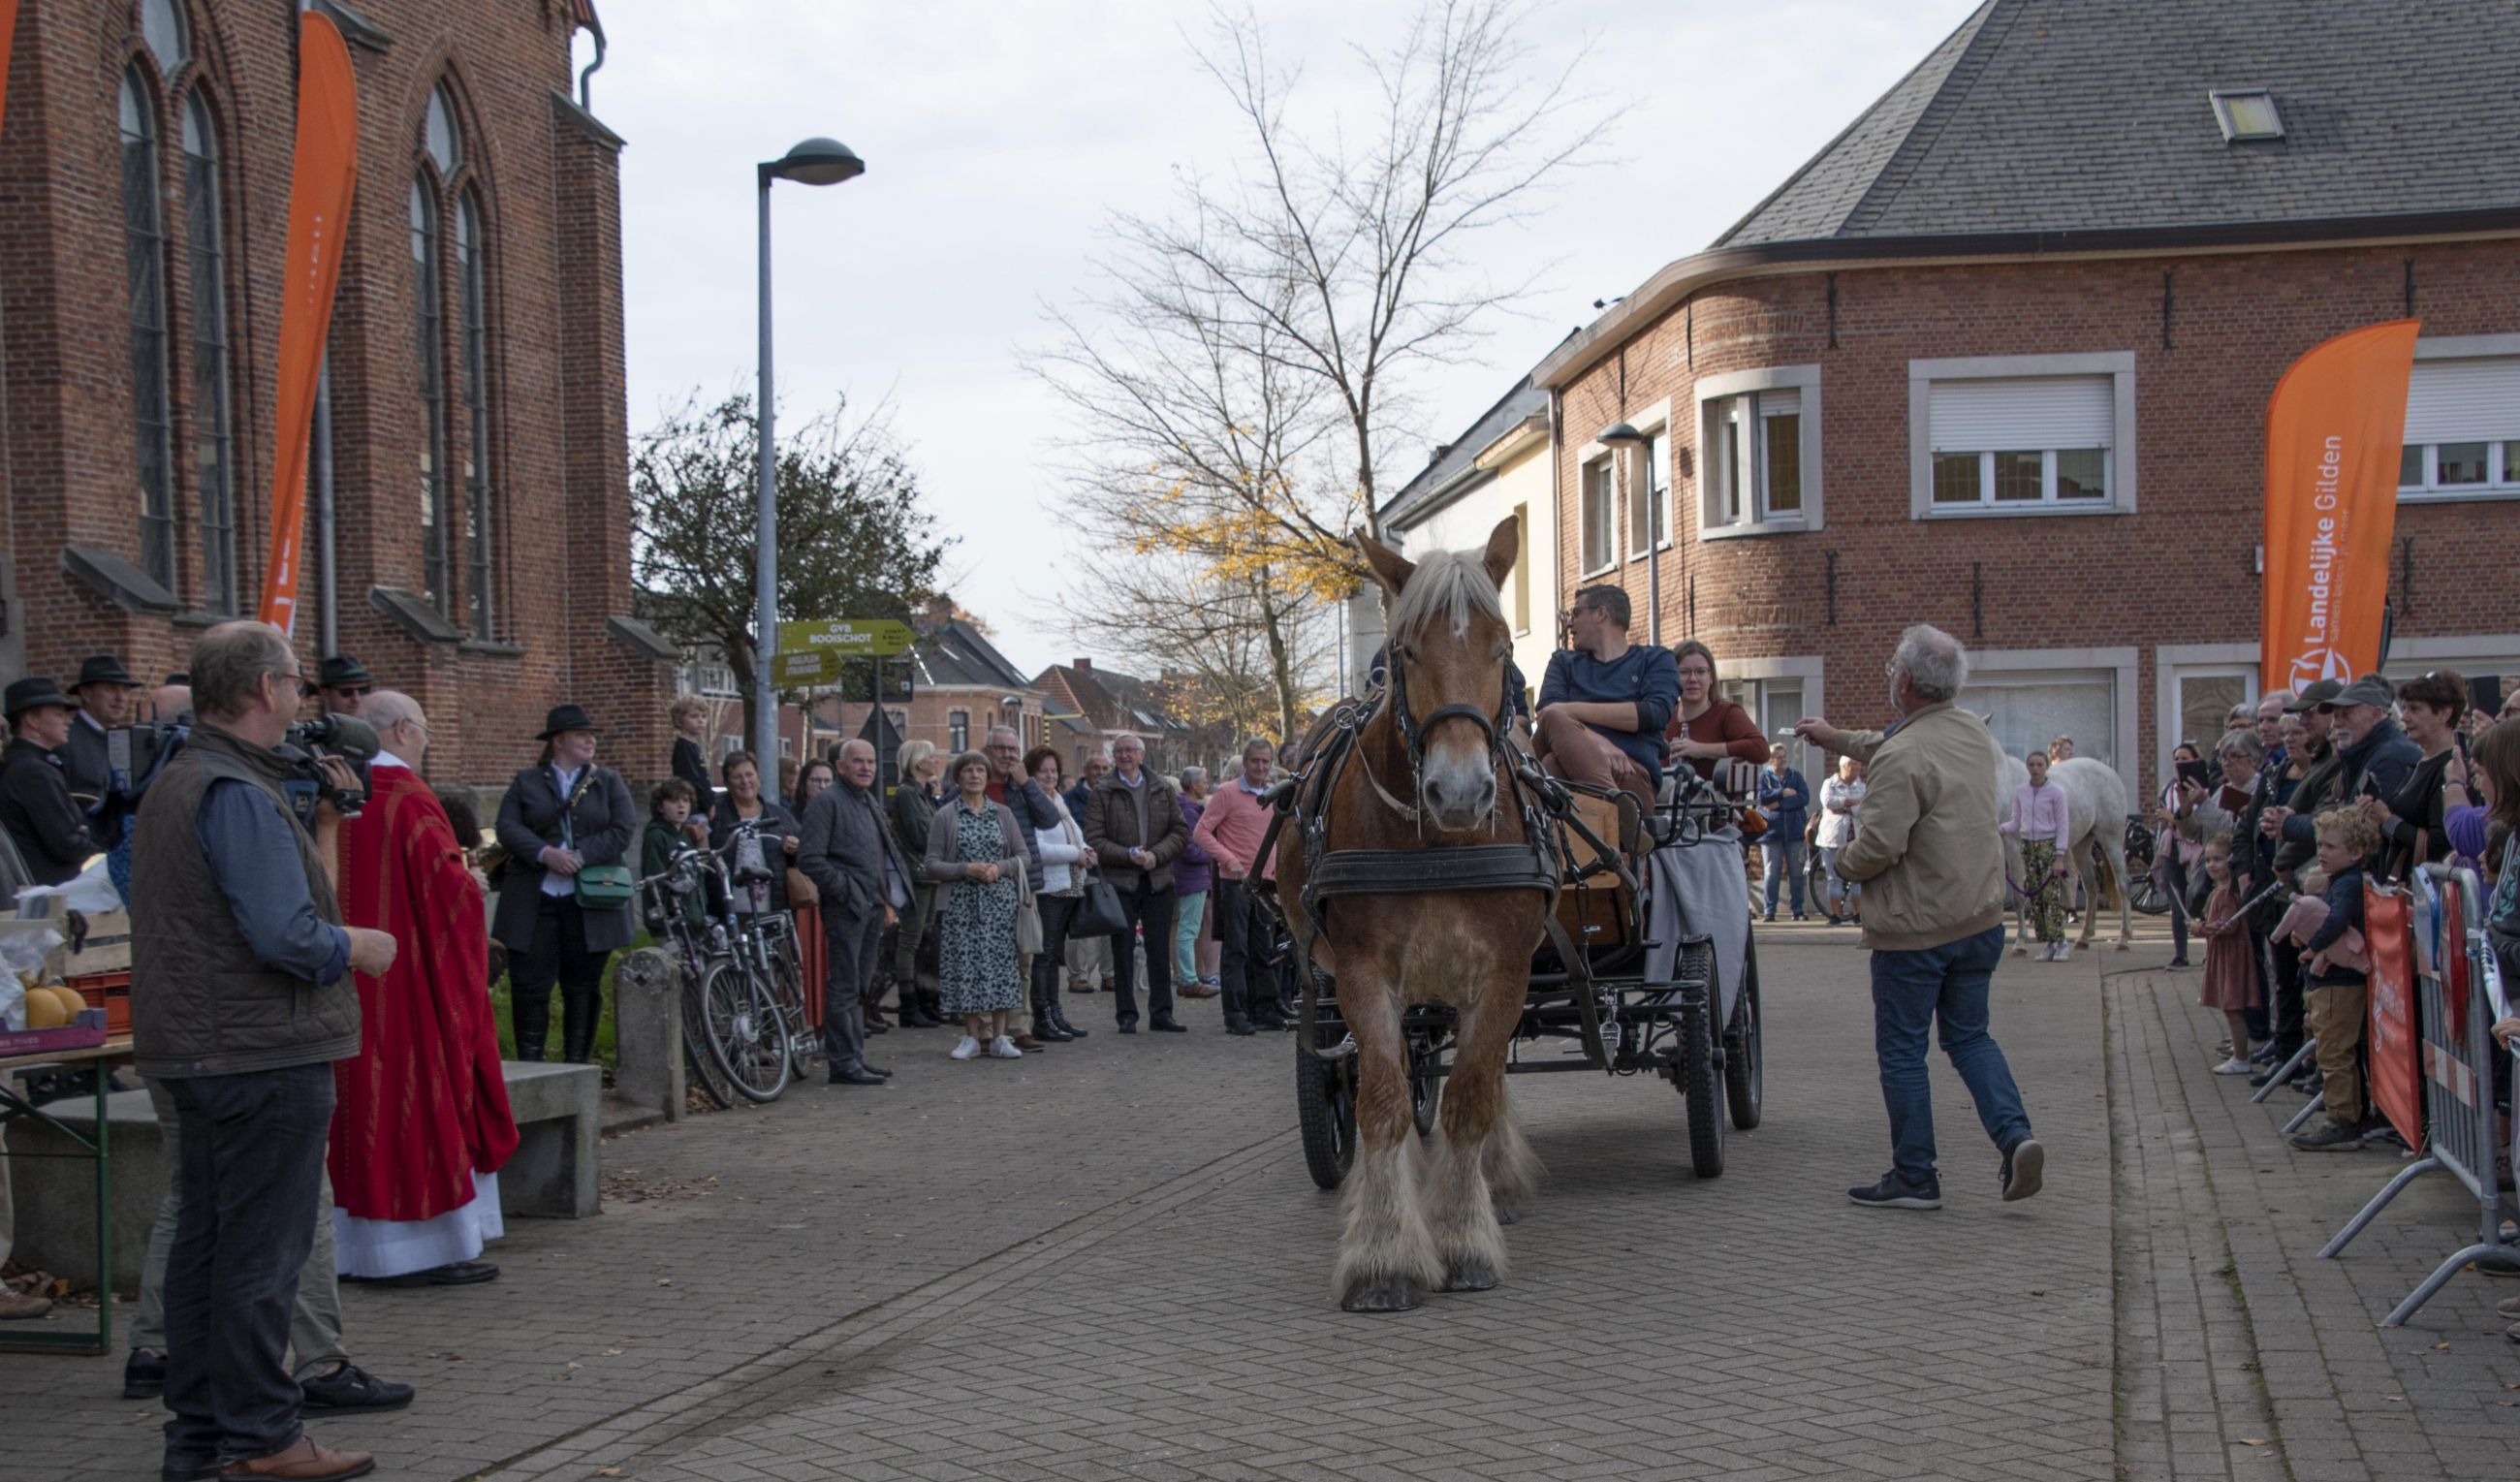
top-left (0, 0), bottom-right (675, 789)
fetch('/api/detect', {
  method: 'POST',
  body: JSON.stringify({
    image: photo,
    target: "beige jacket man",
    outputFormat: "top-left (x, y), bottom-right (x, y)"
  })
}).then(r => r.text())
top-left (1827, 702), bottom-right (2008, 953)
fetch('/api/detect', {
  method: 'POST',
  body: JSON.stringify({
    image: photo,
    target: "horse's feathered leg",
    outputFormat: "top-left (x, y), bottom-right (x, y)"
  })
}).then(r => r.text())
top-left (1425, 966), bottom-right (1533, 1291)
top-left (1334, 976), bottom-right (1441, 1312)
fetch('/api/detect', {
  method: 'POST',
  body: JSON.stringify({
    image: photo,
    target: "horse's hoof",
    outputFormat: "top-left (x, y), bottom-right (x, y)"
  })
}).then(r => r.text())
top-left (1494, 1199), bottom-right (1521, 1226)
top-left (2113, 942), bottom-right (2131, 952)
top-left (1443, 1259), bottom-right (1498, 1293)
top-left (1340, 1276), bottom-right (1421, 1312)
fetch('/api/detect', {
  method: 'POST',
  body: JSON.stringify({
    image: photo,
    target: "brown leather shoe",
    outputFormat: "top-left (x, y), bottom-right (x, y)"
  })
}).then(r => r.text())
top-left (220, 1435), bottom-right (374, 1480)
top-left (1013, 1033), bottom-right (1046, 1051)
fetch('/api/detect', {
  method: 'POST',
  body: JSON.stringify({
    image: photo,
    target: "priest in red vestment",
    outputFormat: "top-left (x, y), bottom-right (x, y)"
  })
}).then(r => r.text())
top-left (329, 690), bottom-right (520, 1285)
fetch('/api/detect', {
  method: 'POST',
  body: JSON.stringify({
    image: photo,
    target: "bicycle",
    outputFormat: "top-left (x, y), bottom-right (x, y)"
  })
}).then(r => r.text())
top-left (638, 842), bottom-right (792, 1104)
top-left (717, 817), bottom-right (825, 1084)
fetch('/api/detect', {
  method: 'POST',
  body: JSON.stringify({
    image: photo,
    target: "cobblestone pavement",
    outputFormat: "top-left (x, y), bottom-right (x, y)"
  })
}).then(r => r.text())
top-left (2108, 964), bottom-right (2520, 1482)
top-left (29, 919), bottom-right (2501, 1481)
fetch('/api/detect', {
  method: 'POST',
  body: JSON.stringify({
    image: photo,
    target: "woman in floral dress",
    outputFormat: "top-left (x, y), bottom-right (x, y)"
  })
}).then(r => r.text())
top-left (926, 750), bottom-right (1029, 1060)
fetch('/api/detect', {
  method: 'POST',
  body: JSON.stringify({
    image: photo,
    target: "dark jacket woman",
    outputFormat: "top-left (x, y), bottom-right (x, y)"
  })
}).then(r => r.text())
top-left (493, 750), bottom-right (637, 1062)
top-left (889, 777), bottom-right (944, 878)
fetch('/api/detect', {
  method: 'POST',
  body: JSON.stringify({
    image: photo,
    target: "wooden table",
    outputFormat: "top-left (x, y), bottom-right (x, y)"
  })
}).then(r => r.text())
top-left (0, 1037), bottom-right (130, 1355)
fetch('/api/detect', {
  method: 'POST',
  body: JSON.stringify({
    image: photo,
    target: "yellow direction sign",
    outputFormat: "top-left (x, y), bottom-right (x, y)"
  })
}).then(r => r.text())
top-left (773, 618), bottom-right (915, 686)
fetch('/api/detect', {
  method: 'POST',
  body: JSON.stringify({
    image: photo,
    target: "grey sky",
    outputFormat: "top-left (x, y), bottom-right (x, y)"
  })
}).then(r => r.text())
top-left (593, 1), bottom-right (1981, 676)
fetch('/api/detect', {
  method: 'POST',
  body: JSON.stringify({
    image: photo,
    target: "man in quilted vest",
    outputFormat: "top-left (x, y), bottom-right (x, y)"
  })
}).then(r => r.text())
top-left (130, 622), bottom-right (398, 1482)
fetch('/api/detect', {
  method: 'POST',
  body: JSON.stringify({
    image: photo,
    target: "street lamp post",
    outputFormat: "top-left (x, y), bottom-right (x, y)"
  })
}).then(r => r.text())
top-left (1596, 422), bottom-right (1656, 645)
top-left (754, 136), bottom-right (866, 758)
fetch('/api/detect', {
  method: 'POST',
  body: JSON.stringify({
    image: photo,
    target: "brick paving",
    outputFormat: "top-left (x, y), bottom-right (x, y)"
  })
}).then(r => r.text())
top-left (9, 922), bottom-right (2506, 1480)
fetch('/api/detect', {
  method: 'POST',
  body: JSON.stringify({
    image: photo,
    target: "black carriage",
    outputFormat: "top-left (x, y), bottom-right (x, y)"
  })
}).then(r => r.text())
top-left (1286, 763), bottom-right (1766, 1188)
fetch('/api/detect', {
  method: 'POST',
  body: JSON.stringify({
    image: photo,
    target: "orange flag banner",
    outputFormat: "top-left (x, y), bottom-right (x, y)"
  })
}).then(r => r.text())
top-left (1, 0), bottom-right (21, 137)
top-left (2260, 319), bottom-right (2419, 692)
top-left (256, 12), bottom-right (360, 634)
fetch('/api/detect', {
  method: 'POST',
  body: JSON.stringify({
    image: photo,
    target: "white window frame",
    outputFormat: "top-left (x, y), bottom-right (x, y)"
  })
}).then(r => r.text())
top-left (1908, 352), bottom-right (2136, 520)
top-left (1577, 446), bottom-right (1616, 578)
top-left (1966, 646), bottom-right (2140, 798)
top-left (1717, 653), bottom-right (1825, 756)
top-left (2152, 644), bottom-right (2259, 792)
top-left (1693, 364), bottom-right (1822, 539)
top-left (1621, 397), bottom-right (1673, 564)
top-left (2397, 334), bottom-right (2520, 505)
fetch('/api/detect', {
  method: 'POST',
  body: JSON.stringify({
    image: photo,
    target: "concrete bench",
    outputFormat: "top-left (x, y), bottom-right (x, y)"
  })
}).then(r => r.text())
top-left (5, 1059), bottom-right (602, 1290)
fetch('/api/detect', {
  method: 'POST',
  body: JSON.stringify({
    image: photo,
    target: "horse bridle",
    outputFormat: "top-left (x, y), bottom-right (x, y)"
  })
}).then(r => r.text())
top-left (1375, 646), bottom-right (1517, 828)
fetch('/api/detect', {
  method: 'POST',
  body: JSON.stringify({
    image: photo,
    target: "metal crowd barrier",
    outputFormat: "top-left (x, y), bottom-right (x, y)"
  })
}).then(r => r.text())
top-left (2315, 865), bottom-right (2520, 1326)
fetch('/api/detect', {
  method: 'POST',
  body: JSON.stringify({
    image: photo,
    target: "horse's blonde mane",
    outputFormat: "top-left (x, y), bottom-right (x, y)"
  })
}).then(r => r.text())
top-left (1388, 548), bottom-right (1503, 641)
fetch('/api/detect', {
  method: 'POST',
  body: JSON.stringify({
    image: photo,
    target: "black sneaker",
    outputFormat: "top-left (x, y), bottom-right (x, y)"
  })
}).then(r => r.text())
top-left (123, 1346), bottom-right (166, 1400)
top-left (1847, 1173), bottom-right (1941, 1210)
top-left (299, 1360), bottom-right (416, 1413)
top-left (2289, 1115), bottom-right (2363, 1152)
top-left (2000, 1138), bottom-right (2045, 1202)
top-left (1223, 1018), bottom-right (1256, 1036)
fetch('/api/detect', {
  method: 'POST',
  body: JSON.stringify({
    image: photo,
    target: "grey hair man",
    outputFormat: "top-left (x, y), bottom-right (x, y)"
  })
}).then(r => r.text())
top-left (797, 738), bottom-right (909, 1086)
top-left (129, 621), bottom-right (401, 1481)
top-left (2254, 689), bottom-right (2294, 759)
top-left (1795, 623), bottom-right (2042, 1213)
top-left (1083, 731), bottom-right (1188, 1032)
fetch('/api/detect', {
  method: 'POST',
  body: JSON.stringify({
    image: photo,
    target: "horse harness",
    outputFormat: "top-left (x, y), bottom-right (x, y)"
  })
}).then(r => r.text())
top-left (1244, 667), bottom-right (1632, 1064)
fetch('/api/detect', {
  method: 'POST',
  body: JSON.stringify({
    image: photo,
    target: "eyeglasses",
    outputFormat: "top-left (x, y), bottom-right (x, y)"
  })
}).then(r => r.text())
top-left (330, 684), bottom-right (372, 699)
top-left (280, 670), bottom-right (316, 699)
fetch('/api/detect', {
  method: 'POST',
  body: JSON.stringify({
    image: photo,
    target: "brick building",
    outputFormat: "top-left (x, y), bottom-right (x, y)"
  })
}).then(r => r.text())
top-left (1031, 659), bottom-right (1207, 779)
top-left (1534, 0), bottom-right (2520, 800)
top-left (0, 0), bottom-right (675, 791)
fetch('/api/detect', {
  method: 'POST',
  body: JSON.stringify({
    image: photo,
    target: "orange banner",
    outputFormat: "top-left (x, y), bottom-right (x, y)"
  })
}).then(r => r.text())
top-left (2364, 881), bottom-right (2422, 1149)
top-left (2260, 320), bottom-right (2418, 692)
top-left (1, 1), bottom-right (21, 139)
top-left (256, 12), bottom-right (360, 634)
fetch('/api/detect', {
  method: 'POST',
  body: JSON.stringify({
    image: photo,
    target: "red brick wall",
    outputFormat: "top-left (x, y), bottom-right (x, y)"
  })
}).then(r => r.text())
top-left (1551, 238), bottom-right (2520, 797)
top-left (0, 0), bottom-right (669, 791)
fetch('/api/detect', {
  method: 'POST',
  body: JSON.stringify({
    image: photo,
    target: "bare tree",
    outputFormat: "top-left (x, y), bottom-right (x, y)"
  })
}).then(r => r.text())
top-left (1145, 0), bottom-right (1617, 538)
top-left (1060, 543), bottom-right (1339, 743)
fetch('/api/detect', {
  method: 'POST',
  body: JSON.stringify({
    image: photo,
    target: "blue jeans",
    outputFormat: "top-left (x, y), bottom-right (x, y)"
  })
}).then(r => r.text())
top-left (1871, 926), bottom-right (2032, 1183)
top-left (1760, 836), bottom-right (1807, 916)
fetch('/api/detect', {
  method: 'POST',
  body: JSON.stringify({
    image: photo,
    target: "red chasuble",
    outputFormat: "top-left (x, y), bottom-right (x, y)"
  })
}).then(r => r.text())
top-left (330, 764), bottom-right (520, 1221)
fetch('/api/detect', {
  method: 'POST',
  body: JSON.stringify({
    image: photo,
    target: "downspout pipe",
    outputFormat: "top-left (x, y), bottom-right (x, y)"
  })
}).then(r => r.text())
top-left (577, 13), bottom-right (609, 112)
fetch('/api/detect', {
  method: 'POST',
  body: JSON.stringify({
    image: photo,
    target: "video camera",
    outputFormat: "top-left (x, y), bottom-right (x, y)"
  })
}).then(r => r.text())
top-left (277, 713), bottom-right (378, 825)
top-left (98, 712), bottom-right (378, 831)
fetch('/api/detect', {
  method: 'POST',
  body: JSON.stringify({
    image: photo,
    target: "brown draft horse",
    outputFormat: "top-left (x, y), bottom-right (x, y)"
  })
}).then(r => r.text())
top-left (1276, 516), bottom-right (1549, 1312)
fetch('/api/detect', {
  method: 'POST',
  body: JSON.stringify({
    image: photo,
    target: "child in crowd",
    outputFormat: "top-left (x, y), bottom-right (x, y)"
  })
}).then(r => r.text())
top-left (2291, 804), bottom-right (2380, 1151)
top-left (642, 778), bottom-right (706, 935)
top-left (2194, 834), bottom-right (2261, 1074)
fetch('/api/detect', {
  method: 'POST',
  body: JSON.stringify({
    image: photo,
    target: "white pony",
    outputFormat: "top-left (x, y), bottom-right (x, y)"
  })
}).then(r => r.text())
top-left (1994, 752), bottom-right (2134, 955)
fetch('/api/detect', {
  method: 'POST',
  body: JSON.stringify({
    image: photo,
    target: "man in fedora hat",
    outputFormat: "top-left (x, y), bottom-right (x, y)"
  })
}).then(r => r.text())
top-left (64, 653), bottom-right (147, 804)
top-left (317, 656), bottom-right (373, 720)
top-left (2, 677), bottom-right (98, 886)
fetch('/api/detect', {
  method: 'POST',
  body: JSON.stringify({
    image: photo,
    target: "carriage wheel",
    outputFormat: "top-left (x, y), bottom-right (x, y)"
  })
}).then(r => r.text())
top-left (1725, 930), bottom-right (1765, 1131)
top-left (1296, 1036), bottom-right (1358, 1189)
top-left (1676, 978), bottom-right (1726, 1178)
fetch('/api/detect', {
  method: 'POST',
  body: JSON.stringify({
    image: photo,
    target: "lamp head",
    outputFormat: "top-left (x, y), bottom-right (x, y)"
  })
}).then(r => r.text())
top-left (766, 137), bottom-right (865, 187)
top-left (1595, 421), bottom-right (1649, 447)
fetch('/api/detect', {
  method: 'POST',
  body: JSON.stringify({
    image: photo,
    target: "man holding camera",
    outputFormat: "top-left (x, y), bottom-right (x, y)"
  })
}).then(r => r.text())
top-left (130, 622), bottom-right (398, 1482)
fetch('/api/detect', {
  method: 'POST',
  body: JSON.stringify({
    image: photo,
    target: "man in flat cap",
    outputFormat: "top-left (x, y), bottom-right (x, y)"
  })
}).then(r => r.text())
top-left (64, 654), bottom-right (146, 805)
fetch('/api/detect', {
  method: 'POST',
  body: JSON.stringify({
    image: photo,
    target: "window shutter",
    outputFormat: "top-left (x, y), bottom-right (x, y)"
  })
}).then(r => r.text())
top-left (1929, 376), bottom-right (2111, 453)
top-left (2402, 358), bottom-right (2520, 444)
top-left (1754, 387), bottom-right (1801, 417)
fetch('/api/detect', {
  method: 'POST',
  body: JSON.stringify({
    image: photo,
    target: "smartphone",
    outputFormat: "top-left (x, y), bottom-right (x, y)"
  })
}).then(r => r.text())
top-left (2471, 675), bottom-right (2503, 718)
top-left (2175, 758), bottom-right (2213, 790)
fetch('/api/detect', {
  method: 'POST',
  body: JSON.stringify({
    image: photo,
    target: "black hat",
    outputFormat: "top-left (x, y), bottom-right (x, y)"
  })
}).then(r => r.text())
top-left (163, 672), bottom-right (190, 686)
top-left (2284, 679), bottom-right (2345, 713)
top-left (535, 703), bottom-right (600, 741)
top-left (69, 655), bottom-right (142, 691)
top-left (4, 677), bottom-right (76, 721)
top-left (318, 654), bottom-right (373, 689)
top-left (2328, 676), bottom-right (2397, 711)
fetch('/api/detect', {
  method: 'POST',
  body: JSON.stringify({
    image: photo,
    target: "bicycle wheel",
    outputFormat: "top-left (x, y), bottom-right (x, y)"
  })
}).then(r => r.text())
top-left (761, 920), bottom-right (823, 1072)
top-left (677, 952), bottom-right (736, 1110)
top-left (702, 958), bottom-right (792, 1102)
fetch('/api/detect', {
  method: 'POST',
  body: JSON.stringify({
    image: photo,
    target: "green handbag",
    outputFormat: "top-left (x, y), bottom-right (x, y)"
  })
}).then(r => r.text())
top-left (557, 769), bottom-right (634, 910)
top-left (574, 865), bottom-right (635, 911)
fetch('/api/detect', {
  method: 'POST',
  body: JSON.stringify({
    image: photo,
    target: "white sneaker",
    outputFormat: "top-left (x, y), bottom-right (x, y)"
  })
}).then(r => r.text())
top-left (988, 1034), bottom-right (1024, 1059)
top-left (949, 1034), bottom-right (982, 1060)
top-left (2212, 1056), bottom-right (2252, 1075)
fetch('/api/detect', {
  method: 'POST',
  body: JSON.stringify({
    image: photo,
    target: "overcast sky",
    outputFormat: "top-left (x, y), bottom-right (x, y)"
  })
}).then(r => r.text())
top-left (591, 0), bottom-right (1983, 677)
